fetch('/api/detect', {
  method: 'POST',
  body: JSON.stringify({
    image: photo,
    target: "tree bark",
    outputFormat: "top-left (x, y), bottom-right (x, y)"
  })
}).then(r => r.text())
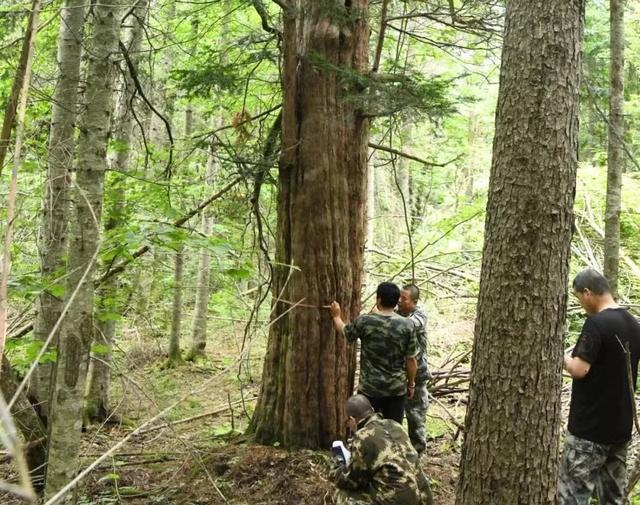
top-left (603, 0), bottom-right (624, 297)
top-left (1, 356), bottom-right (47, 489)
top-left (44, 0), bottom-right (122, 498)
top-left (249, 0), bottom-right (370, 449)
top-left (187, 141), bottom-right (216, 360)
top-left (167, 246), bottom-right (185, 365)
top-left (31, 0), bottom-right (86, 422)
top-left (0, 0), bottom-right (41, 176)
top-left (84, 0), bottom-right (148, 424)
top-left (455, 1), bottom-right (585, 504)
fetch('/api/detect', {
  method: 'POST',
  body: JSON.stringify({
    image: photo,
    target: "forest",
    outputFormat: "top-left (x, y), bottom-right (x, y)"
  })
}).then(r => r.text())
top-left (1, 0), bottom-right (640, 503)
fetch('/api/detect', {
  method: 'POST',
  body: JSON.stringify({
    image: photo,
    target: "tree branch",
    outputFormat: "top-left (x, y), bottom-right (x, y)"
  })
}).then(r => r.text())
top-left (251, 0), bottom-right (281, 37)
top-left (372, 0), bottom-right (389, 73)
top-left (119, 40), bottom-right (175, 179)
top-left (368, 142), bottom-right (462, 167)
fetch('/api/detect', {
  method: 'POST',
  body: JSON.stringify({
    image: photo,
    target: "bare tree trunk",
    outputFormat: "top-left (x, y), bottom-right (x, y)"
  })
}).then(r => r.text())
top-left (455, 1), bottom-right (585, 504)
top-left (603, 0), bottom-right (624, 297)
top-left (44, 0), bottom-right (122, 498)
top-left (250, 0), bottom-right (369, 449)
top-left (187, 141), bottom-right (216, 361)
top-left (0, 0), bottom-right (41, 175)
top-left (1, 356), bottom-right (47, 489)
top-left (31, 0), bottom-right (86, 422)
top-left (84, 0), bottom-right (148, 424)
top-left (167, 246), bottom-right (184, 366)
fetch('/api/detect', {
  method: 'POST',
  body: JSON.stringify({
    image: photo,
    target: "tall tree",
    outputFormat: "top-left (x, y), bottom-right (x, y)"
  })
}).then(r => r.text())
top-left (31, 0), bottom-right (86, 419)
top-left (44, 0), bottom-right (123, 498)
top-left (455, 1), bottom-right (586, 504)
top-left (167, 245), bottom-right (185, 365)
top-left (249, 0), bottom-right (370, 448)
top-left (84, 0), bottom-right (148, 424)
top-left (187, 137), bottom-right (216, 360)
top-left (603, 0), bottom-right (625, 297)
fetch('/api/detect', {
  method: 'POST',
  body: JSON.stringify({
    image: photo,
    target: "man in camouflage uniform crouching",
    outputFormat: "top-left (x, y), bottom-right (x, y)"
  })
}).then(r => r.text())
top-left (332, 395), bottom-right (433, 505)
top-left (397, 284), bottom-right (430, 455)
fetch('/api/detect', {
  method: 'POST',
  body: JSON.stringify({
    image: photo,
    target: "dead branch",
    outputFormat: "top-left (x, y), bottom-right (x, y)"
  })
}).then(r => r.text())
top-left (136, 396), bottom-right (257, 435)
top-left (369, 142), bottom-right (463, 167)
top-left (0, 0), bottom-right (41, 177)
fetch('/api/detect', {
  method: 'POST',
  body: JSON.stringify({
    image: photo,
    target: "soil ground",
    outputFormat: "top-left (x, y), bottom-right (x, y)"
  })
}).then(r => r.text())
top-left (1, 304), bottom-right (469, 504)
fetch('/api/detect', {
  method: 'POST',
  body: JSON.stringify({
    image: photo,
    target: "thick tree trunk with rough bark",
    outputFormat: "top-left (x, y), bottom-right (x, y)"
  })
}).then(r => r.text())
top-left (249, 0), bottom-right (370, 449)
top-left (44, 0), bottom-right (121, 499)
top-left (604, 0), bottom-right (624, 297)
top-left (31, 0), bottom-right (86, 423)
top-left (455, 2), bottom-right (585, 504)
top-left (1, 356), bottom-right (47, 489)
top-left (84, 0), bottom-right (147, 424)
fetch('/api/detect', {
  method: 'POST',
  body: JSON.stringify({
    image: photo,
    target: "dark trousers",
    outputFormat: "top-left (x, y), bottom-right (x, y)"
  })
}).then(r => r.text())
top-left (361, 393), bottom-right (405, 424)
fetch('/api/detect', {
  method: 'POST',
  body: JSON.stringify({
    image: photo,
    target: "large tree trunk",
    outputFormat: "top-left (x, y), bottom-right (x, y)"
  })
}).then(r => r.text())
top-left (44, 0), bottom-right (122, 499)
top-left (603, 0), bottom-right (624, 297)
top-left (249, 0), bottom-right (370, 449)
top-left (31, 0), bottom-right (86, 422)
top-left (1, 356), bottom-right (47, 489)
top-left (455, 1), bottom-right (585, 504)
top-left (84, 0), bottom-right (148, 424)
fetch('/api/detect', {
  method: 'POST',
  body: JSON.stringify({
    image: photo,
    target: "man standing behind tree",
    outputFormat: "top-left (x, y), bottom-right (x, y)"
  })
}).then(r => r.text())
top-left (398, 284), bottom-right (430, 455)
top-left (559, 268), bottom-right (640, 504)
top-left (331, 282), bottom-right (418, 424)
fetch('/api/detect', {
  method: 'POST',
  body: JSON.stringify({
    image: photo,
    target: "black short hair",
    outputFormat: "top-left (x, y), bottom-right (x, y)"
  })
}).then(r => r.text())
top-left (572, 268), bottom-right (611, 295)
top-left (402, 284), bottom-right (420, 302)
top-left (346, 394), bottom-right (374, 420)
top-left (376, 282), bottom-right (400, 308)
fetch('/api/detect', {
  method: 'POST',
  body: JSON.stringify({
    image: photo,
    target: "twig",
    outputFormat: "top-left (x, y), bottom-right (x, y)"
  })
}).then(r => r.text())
top-left (428, 392), bottom-right (464, 431)
top-left (616, 335), bottom-right (640, 436)
top-left (0, 389), bottom-right (36, 502)
top-left (193, 104), bottom-right (282, 140)
top-left (119, 40), bottom-right (174, 178)
top-left (584, 79), bottom-right (640, 172)
top-left (368, 142), bottom-right (462, 167)
top-left (136, 397), bottom-right (256, 435)
top-left (276, 299), bottom-right (331, 309)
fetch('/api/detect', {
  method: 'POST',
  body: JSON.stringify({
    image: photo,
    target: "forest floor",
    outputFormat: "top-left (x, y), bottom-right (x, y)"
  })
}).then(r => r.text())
top-left (2, 306), bottom-right (472, 504)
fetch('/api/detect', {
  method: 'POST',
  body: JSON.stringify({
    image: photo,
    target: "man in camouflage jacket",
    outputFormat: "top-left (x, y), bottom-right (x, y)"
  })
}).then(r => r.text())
top-left (332, 395), bottom-right (433, 505)
top-left (397, 284), bottom-right (430, 454)
top-left (331, 282), bottom-right (418, 424)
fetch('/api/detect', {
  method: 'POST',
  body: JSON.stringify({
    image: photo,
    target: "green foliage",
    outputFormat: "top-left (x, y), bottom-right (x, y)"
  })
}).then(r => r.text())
top-left (6, 337), bottom-right (56, 373)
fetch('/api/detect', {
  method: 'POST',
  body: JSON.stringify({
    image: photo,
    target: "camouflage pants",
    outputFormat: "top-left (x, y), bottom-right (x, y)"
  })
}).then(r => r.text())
top-left (558, 433), bottom-right (629, 505)
top-left (406, 382), bottom-right (429, 454)
top-left (334, 485), bottom-right (432, 505)
top-left (334, 489), bottom-right (374, 505)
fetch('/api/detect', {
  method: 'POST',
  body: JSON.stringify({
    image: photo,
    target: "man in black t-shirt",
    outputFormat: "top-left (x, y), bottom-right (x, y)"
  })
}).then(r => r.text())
top-left (559, 269), bottom-right (640, 505)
